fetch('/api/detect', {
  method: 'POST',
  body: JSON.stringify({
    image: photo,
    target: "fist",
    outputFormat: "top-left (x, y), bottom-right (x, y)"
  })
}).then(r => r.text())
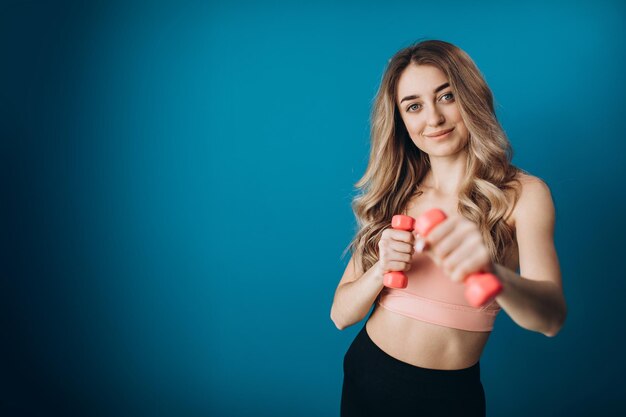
top-left (378, 227), bottom-right (416, 274)
top-left (415, 215), bottom-right (493, 283)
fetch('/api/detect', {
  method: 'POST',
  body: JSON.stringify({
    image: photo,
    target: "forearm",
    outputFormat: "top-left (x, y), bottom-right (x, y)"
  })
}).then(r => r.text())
top-left (331, 261), bottom-right (385, 330)
top-left (493, 263), bottom-right (567, 337)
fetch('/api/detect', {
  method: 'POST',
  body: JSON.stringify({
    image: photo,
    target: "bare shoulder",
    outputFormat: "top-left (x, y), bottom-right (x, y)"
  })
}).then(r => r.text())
top-left (511, 171), bottom-right (555, 227)
top-left (515, 171), bottom-right (552, 199)
top-left (515, 171), bottom-right (547, 185)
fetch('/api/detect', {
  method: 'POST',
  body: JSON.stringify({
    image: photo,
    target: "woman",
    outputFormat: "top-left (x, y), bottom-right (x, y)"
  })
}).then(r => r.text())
top-left (330, 40), bottom-right (566, 416)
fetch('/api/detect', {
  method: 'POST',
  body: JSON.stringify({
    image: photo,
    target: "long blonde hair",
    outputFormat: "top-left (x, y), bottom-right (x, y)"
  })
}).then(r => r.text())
top-left (344, 39), bottom-right (522, 275)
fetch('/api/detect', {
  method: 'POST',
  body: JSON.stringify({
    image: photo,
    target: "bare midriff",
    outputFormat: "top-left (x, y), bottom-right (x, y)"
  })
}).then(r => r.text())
top-left (366, 303), bottom-right (490, 370)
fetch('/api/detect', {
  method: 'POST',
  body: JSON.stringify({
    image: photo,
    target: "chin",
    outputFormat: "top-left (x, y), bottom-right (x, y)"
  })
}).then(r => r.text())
top-left (426, 144), bottom-right (467, 158)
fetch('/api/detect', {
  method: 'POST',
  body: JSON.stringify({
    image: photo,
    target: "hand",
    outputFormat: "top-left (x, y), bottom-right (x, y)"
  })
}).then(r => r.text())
top-left (378, 227), bottom-right (416, 274)
top-left (414, 215), bottom-right (493, 283)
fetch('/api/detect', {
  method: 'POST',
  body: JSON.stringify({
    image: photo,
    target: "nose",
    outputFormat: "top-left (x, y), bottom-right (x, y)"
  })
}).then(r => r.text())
top-left (425, 104), bottom-right (445, 127)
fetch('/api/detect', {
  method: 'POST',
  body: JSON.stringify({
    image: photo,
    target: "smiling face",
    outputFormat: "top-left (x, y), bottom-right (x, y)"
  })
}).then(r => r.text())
top-left (396, 64), bottom-right (469, 158)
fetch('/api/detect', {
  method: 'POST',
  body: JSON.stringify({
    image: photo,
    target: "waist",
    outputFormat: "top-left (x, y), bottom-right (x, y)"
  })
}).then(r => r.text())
top-left (378, 287), bottom-right (500, 332)
top-left (355, 324), bottom-right (483, 382)
top-left (366, 306), bottom-right (490, 370)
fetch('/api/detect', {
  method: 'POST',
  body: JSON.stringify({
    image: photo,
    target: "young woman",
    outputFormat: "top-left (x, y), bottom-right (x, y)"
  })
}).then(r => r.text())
top-left (330, 40), bottom-right (566, 416)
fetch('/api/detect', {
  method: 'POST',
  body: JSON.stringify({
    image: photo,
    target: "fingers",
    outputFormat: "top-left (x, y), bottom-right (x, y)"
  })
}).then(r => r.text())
top-left (425, 216), bottom-right (458, 248)
top-left (412, 217), bottom-right (456, 261)
top-left (388, 239), bottom-right (415, 255)
top-left (430, 219), bottom-right (474, 259)
top-left (420, 216), bottom-right (492, 282)
top-left (381, 260), bottom-right (413, 273)
top-left (449, 249), bottom-right (491, 283)
top-left (380, 229), bottom-right (415, 255)
top-left (378, 238), bottom-right (415, 260)
top-left (379, 229), bottom-right (415, 273)
top-left (441, 235), bottom-right (482, 281)
top-left (382, 228), bottom-right (416, 245)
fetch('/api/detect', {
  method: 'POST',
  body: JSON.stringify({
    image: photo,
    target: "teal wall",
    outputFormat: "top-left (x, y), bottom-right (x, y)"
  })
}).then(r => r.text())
top-left (3, 0), bottom-right (625, 415)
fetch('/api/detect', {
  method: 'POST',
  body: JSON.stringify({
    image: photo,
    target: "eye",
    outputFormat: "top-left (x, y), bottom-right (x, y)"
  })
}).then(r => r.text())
top-left (407, 103), bottom-right (422, 112)
top-left (440, 92), bottom-right (454, 101)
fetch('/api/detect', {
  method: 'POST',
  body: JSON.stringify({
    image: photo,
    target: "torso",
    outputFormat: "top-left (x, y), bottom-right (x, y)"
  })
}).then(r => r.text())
top-left (366, 181), bottom-right (521, 370)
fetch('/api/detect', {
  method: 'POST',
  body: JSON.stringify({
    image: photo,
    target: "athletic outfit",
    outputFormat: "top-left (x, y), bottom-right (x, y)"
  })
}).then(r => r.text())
top-left (340, 252), bottom-right (501, 416)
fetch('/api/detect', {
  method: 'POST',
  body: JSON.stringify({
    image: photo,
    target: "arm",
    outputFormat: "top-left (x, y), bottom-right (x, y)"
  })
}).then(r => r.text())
top-left (330, 257), bottom-right (385, 330)
top-left (331, 227), bottom-right (415, 330)
top-left (492, 177), bottom-right (566, 337)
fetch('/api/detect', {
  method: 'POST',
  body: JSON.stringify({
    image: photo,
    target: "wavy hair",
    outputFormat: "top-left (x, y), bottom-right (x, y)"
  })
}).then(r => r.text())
top-left (343, 39), bottom-right (522, 275)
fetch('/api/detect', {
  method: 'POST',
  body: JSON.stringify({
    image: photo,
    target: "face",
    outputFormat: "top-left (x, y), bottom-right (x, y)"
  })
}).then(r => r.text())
top-left (396, 64), bottom-right (469, 157)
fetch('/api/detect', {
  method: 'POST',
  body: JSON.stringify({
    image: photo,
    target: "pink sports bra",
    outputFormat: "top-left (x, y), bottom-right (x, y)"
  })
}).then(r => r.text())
top-left (377, 251), bottom-right (501, 332)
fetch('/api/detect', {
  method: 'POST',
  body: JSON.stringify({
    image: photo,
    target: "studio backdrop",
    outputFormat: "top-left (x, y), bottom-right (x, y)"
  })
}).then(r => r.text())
top-left (3, 0), bottom-right (626, 416)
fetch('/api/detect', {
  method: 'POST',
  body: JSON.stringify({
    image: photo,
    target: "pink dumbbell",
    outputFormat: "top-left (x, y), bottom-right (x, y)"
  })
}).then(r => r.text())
top-left (382, 215), bottom-right (415, 289)
top-left (383, 209), bottom-right (503, 307)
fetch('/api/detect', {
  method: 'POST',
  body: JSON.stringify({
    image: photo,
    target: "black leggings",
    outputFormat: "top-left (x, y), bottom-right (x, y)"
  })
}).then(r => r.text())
top-left (341, 324), bottom-right (486, 417)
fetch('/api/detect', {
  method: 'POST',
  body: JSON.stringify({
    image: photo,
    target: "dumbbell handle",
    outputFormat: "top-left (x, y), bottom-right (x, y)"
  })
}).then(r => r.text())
top-left (414, 209), bottom-right (503, 307)
top-left (382, 215), bottom-right (415, 289)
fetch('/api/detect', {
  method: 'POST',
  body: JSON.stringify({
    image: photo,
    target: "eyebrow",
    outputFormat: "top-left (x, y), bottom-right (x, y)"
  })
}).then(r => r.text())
top-left (399, 82), bottom-right (450, 104)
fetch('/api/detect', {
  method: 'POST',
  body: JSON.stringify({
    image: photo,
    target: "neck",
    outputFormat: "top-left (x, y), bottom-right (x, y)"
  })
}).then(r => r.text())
top-left (422, 151), bottom-right (468, 196)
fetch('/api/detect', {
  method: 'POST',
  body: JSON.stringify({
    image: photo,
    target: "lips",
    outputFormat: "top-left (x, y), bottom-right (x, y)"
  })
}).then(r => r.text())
top-left (424, 127), bottom-right (454, 138)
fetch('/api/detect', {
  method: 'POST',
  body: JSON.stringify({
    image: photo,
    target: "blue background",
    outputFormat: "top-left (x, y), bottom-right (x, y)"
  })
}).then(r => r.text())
top-left (3, 0), bottom-right (625, 415)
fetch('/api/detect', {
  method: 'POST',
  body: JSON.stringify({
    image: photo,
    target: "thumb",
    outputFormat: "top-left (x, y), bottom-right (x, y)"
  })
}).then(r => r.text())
top-left (414, 234), bottom-right (441, 266)
top-left (414, 234), bottom-right (427, 253)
